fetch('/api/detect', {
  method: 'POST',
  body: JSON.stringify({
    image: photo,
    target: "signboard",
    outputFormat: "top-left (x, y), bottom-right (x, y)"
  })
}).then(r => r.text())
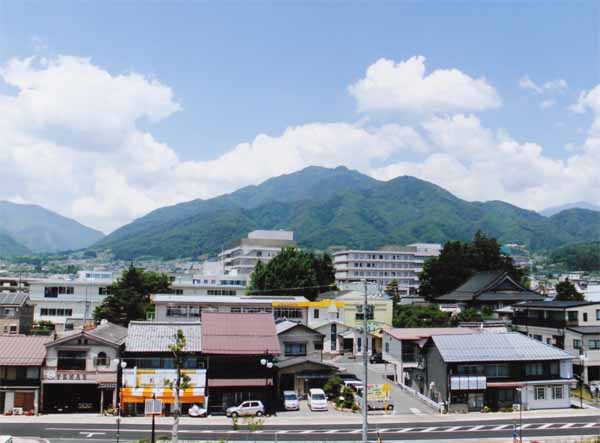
top-left (450, 376), bottom-right (486, 391)
top-left (367, 384), bottom-right (391, 401)
top-left (144, 399), bottom-right (162, 416)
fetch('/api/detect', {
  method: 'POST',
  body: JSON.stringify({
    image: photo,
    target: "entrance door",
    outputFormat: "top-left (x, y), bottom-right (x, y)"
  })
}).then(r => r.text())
top-left (343, 338), bottom-right (354, 354)
top-left (14, 392), bottom-right (34, 411)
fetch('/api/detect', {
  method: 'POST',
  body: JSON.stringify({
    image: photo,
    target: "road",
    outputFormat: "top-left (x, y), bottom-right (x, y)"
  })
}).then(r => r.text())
top-left (2, 415), bottom-right (600, 442)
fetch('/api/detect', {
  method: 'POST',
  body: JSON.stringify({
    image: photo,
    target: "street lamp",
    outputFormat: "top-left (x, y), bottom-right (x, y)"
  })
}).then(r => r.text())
top-left (515, 387), bottom-right (523, 443)
top-left (113, 359), bottom-right (128, 416)
top-left (260, 357), bottom-right (274, 414)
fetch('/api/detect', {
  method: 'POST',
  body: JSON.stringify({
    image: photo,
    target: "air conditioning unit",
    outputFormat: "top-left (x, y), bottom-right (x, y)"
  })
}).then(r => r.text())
top-left (512, 404), bottom-right (521, 412)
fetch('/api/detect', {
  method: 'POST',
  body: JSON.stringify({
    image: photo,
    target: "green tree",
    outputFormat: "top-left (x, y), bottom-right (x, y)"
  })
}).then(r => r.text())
top-left (419, 231), bottom-right (524, 302)
top-left (555, 279), bottom-right (584, 301)
top-left (93, 264), bottom-right (171, 325)
top-left (323, 375), bottom-right (343, 399)
top-left (392, 304), bottom-right (451, 328)
top-left (166, 329), bottom-right (191, 443)
top-left (385, 279), bottom-right (401, 306)
top-left (247, 247), bottom-right (335, 300)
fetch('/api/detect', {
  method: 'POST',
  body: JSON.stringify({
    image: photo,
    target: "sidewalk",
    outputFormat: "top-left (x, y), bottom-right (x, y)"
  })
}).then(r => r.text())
top-left (0, 407), bottom-right (598, 426)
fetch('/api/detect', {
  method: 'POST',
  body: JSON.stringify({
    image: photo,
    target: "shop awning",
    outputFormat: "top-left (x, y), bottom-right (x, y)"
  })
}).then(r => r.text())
top-left (121, 387), bottom-right (205, 404)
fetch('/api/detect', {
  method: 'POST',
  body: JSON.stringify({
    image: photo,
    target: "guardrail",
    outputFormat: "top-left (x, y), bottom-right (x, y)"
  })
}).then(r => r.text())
top-left (397, 382), bottom-right (444, 413)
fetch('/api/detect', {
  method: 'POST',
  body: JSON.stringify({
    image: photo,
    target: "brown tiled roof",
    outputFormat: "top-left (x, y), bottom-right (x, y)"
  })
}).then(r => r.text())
top-left (0, 335), bottom-right (52, 366)
top-left (201, 312), bottom-right (280, 355)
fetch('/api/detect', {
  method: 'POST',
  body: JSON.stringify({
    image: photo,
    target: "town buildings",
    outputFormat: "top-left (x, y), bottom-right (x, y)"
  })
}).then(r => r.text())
top-left (218, 230), bottom-right (295, 276)
top-left (42, 320), bottom-right (127, 413)
top-left (121, 321), bottom-right (205, 416)
top-left (436, 271), bottom-right (545, 310)
top-left (201, 312), bottom-right (280, 413)
top-left (0, 335), bottom-right (51, 414)
top-left (422, 333), bottom-right (574, 412)
top-left (0, 293), bottom-right (34, 335)
top-left (333, 244), bottom-right (441, 298)
top-left (29, 271), bottom-right (115, 332)
top-left (512, 300), bottom-right (600, 384)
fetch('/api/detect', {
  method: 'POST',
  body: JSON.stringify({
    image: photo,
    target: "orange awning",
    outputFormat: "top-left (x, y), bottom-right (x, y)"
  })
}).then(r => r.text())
top-left (121, 387), bottom-right (205, 404)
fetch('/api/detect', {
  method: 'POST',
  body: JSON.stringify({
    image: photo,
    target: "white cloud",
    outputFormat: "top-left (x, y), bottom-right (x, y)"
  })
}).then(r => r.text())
top-left (540, 99), bottom-right (556, 109)
top-left (2, 53), bottom-right (600, 235)
top-left (519, 75), bottom-right (568, 95)
top-left (518, 75), bottom-right (543, 94)
top-left (348, 56), bottom-right (501, 114)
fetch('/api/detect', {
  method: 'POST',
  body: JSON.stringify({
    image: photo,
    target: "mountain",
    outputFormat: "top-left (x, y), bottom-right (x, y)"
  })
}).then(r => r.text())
top-left (0, 231), bottom-right (30, 256)
top-left (0, 201), bottom-right (105, 253)
top-left (92, 166), bottom-right (600, 260)
top-left (541, 201), bottom-right (600, 217)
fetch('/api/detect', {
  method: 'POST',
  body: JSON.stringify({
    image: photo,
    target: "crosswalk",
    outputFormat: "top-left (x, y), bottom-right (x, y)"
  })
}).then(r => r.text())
top-left (255, 421), bottom-right (600, 435)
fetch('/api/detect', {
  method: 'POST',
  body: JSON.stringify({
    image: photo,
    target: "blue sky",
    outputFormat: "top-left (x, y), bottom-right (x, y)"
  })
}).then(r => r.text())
top-left (0, 1), bottom-right (599, 232)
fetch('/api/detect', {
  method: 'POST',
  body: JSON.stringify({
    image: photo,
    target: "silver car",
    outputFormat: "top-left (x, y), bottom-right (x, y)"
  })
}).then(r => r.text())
top-left (226, 400), bottom-right (265, 417)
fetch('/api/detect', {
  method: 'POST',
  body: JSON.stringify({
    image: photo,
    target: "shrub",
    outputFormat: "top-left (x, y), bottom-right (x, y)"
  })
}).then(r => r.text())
top-left (323, 375), bottom-right (343, 399)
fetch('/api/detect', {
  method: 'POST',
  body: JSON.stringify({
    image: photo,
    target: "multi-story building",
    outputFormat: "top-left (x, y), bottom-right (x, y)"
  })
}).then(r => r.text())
top-left (28, 271), bottom-right (115, 331)
top-left (170, 274), bottom-right (248, 296)
top-left (0, 276), bottom-right (29, 294)
top-left (512, 300), bottom-right (600, 384)
top-left (42, 320), bottom-right (127, 413)
top-left (333, 244), bottom-right (442, 296)
top-left (0, 293), bottom-right (34, 335)
top-left (218, 230), bottom-right (295, 275)
top-left (152, 294), bottom-right (310, 324)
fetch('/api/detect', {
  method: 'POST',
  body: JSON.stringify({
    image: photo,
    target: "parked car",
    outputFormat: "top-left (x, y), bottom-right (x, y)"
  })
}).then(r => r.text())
top-left (188, 404), bottom-right (207, 417)
top-left (369, 352), bottom-right (386, 364)
top-left (226, 400), bottom-right (265, 417)
top-left (282, 391), bottom-right (300, 411)
top-left (338, 373), bottom-right (359, 381)
top-left (307, 388), bottom-right (328, 411)
top-left (343, 379), bottom-right (363, 391)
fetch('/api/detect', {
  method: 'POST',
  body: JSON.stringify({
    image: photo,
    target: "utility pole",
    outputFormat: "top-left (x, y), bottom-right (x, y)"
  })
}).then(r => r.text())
top-left (362, 278), bottom-right (369, 443)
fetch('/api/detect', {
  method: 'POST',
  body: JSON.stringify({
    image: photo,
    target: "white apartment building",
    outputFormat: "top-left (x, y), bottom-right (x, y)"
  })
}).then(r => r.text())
top-left (171, 273), bottom-right (248, 296)
top-left (333, 243), bottom-right (442, 296)
top-left (28, 271), bottom-right (115, 332)
top-left (217, 230), bottom-right (295, 275)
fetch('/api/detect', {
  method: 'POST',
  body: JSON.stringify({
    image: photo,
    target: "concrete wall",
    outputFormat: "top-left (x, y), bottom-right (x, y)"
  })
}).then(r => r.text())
top-left (521, 383), bottom-right (571, 410)
top-left (424, 344), bottom-right (448, 401)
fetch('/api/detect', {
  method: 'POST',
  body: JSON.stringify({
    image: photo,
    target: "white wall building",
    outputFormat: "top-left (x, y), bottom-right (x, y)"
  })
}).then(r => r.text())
top-left (218, 230), bottom-right (295, 275)
top-left (171, 274), bottom-right (248, 296)
top-left (28, 272), bottom-right (115, 332)
top-left (333, 243), bottom-right (441, 296)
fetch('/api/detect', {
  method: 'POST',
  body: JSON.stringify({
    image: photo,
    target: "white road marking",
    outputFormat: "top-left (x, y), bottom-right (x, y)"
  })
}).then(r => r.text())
top-left (410, 407), bottom-right (423, 415)
top-left (445, 426), bottom-right (462, 432)
top-left (300, 429), bottom-right (314, 434)
top-left (325, 429), bottom-right (339, 434)
top-left (518, 423), bottom-right (533, 430)
top-left (276, 430), bottom-right (289, 434)
top-left (466, 425), bottom-right (485, 431)
top-left (348, 429), bottom-right (362, 434)
top-left (537, 423), bottom-right (553, 429)
top-left (420, 427), bottom-right (438, 432)
top-left (584, 422), bottom-right (597, 428)
top-left (492, 424), bottom-right (511, 430)
top-left (377, 428), bottom-right (390, 433)
top-left (561, 423), bottom-right (575, 429)
top-left (80, 432), bottom-right (106, 438)
top-left (397, 427), bottom-right (415, 433)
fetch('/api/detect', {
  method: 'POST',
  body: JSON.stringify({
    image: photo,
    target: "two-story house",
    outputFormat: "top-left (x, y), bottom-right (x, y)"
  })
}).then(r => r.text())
top-left (121, 321), bottom-right (206, 416)
top-left (422, 333), bottom-right (574, 412)
top-left (512, 300), bottom-right (600, 384)
top-left (0, 293), bottom-right (34, 335)
top-left (382, 327), bottom-right (476, 389)
top-left (0, 335), bottom-right (51, 414)
top-left (275, 320), bottom-right (336, 397)
top-left (42, 320), bottom-right (127, 413)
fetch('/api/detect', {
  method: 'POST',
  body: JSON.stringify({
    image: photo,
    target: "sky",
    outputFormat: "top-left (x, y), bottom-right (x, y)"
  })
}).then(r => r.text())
top-left (0, 1), bottom-right (599, 234)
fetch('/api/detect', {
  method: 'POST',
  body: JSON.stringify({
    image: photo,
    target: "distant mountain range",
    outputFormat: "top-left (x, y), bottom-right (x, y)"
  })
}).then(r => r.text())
top-left (91, 166), bottom-right (600, 260)
top-left (541, 201), bottom-right (600, 217)
top-left (0, 201), bottom-right (104, 256)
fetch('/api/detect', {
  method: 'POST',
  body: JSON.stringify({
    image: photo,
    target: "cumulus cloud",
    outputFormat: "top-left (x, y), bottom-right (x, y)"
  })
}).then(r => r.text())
top-left (2, 53), bottom-right (600, 234)
top-left (348, 56), bottom-right (501, 114)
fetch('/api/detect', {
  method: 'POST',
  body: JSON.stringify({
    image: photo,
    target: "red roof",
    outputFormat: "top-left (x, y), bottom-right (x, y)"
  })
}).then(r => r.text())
top-left (201, 312), bottom-right (280, 355)
top-left (0, 335), bottom-right (52, 366)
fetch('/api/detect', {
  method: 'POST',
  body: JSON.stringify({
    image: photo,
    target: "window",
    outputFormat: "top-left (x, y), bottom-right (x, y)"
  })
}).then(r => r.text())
top-left (484, 364), bottom-right (509, 377)
top-left (534, 386), bottom-right (545, 400)
top-left (40, 308), bottom-right (73, 317)
top-left (355, 304), bottom-right (374, 320)
top-left (552, 385), bottom-right (563, 399)
top-left (58, 351), bottom-right (87, 370)
top-left (284, 342), bottom-right (307, 356)
top-left (533, 334), bottom-right (542, 341)
top-left (9, 325), bottom-right (16, 334)
top-left (330, 323), bottom-right (337, 351)
top-left (596, 310), bottom-right (600, 321)
top-left (230, 307), bottom-right (241, 313)
top-left (590, 340), bottom-right (600, 350)
top-left (274, 308), bottom-right (302, 319)
top-left (385, 342), bottom-right (389, 353)
top-left (166, 306), bottom-right (188, 317)
top-left (314, 341), bottom-right (323, 351)
top-left (357, 337), bottom-right (362, 352)
top-left (98, 287), bottom-right (111, 295)
top-left (584, 313), bottom-right (588, 322)
top-left (207, 289), bottom-right (236, 296)
top-left (574, 339), bottom-right (582, 350)
top-left (44, 286), bottom-right (74, 297)
top-left (568, 311), bottom-right (578, 322)
top-left (526, 363), bottom-right (544, 376)
top-left (546, 338), bottom-right (552, 345)
top-left (313, 309), bottom-right (320, 319)
top-left (188, 306), bottom-right (201, 317)
top-left (26, 367), bottom-right (39, 379)
top-left (95, 352), bottom-right (109, 366)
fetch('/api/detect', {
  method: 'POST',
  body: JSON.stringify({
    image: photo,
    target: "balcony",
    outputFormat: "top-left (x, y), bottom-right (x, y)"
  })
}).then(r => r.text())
top-left (512, 316), bottom-right (577, 329)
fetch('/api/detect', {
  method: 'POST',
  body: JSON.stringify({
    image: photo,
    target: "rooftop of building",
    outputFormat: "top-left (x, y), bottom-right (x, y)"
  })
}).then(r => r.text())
top-left (383, 327), bottom-right (475, 341)
top-left (201, 312), bottom-right (280, 355)
top-left (432, 332), bottom-right (573, 363)
top-left (514, 300), bottom-right (598, 309)
top-left (567, 326), bottom-right (600, 335)
top-left (0, 335), bottom-right (52, 366)
top-left (126, 321), bottom-right (201, 353)
top-left (152, 294), bottom-right (309, 304)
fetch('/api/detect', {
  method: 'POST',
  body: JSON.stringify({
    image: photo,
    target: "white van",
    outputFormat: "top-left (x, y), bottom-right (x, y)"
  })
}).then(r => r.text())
top-left (307, 388), bottom-right (328, 411)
